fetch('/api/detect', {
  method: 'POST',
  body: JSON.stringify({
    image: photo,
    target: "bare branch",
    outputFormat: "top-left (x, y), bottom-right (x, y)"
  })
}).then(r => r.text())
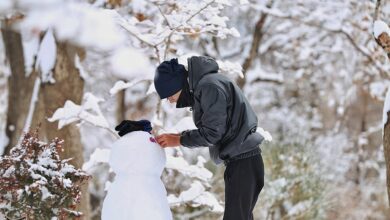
top-left (117, 22), bottom-right (156, 48)
top-left (374, 0), bottom-right (382, 21)
top-left (184, 0), bottom-right (216, 25)
top-left (238, 0), bottom-right (274, 88)
top-left (251, 77), bottom-right (283, 85)
top-left (155, 4), bottom-right (173, 29)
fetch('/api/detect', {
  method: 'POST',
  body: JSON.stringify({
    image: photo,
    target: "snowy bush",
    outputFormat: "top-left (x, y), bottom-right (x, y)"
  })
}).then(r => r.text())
top-left (255, 142), bottom-right (328, 220)
top-left (0, 128), bottom-right (90, 220)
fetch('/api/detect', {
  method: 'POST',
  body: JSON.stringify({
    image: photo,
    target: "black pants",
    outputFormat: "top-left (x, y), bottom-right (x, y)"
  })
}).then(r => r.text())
top-left (223, 153), bottom-right (264, 220)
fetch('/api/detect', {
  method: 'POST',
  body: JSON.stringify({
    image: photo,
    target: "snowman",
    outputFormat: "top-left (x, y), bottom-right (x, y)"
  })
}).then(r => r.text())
top-left (101, 120), bottom-right (172, 220)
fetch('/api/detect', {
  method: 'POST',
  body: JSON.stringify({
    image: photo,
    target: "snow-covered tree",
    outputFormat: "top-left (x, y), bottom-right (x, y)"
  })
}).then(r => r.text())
top-left (0, 128), bottom-right (90, 219)
top-left (373, 0), bottom-right (390, 207)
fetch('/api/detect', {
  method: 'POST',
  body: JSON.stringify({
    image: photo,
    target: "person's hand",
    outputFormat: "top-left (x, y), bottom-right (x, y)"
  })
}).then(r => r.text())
top-left (155, 133), bottom-right (181, 148)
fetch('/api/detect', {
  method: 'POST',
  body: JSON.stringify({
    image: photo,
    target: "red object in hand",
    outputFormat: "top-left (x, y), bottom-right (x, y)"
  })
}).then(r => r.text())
top-left (150, 137), bottom-right (156, 143)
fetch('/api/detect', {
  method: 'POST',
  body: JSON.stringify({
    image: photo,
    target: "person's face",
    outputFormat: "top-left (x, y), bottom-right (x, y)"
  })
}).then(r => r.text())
top-left (167, 90), bottom-right (182, 103)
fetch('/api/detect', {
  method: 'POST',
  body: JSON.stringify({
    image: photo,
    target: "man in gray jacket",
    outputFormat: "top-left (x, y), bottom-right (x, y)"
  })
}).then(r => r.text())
top-left (155, 56), bottom-right (264, 220)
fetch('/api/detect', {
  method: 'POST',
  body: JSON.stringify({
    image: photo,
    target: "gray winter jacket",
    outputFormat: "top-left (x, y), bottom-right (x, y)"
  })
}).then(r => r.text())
top-left (179, 56), bottom-right (264, 164)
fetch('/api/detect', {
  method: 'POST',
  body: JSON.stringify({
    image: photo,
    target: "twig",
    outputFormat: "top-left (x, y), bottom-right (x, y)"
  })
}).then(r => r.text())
top-left (184, 0), bottom-right (216, 25)
top-left (239, 0), bottom-right (274, 88)
top-left (374, 0), bottom-right (382, 21)
top-left (83, 119), bottom-right (120, 139)
top-left (155, 4), bottom-right (173, 29)
top-left (117, 22), bottom-right (156, 48)
top-left (164, 32), bottom-right (173, 60)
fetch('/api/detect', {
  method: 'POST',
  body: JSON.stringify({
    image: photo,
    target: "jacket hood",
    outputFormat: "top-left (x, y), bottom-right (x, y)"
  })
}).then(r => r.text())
top-left (187, 56), bottom-right (219, 92)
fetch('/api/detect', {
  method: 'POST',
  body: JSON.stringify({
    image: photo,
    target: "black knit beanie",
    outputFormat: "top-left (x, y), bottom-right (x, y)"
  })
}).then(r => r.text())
top-left (154, 58), bottom-right (187, 99)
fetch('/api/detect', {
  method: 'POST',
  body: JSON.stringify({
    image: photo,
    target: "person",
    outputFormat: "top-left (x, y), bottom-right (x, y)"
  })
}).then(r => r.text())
top-left (153, 56), bottom-right (265, 220)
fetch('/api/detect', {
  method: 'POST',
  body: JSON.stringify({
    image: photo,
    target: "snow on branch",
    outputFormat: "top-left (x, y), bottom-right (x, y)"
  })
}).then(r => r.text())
top-left (374, 20), bottom-right (390, 59)
top-left (167, 181), bottom-right (223, 213)
top-left (82, 148), bottom-right (111, 172)
top-left (109, 77), bottom-right (152, 96)
top-left (116, 0), bottom-right (240, 62)
top-left (165, 155), bottom-right (212, 182)
top-left (48, 93), bottom-right (118, 138)
top-left (217, 60), bottom-right (244, 78)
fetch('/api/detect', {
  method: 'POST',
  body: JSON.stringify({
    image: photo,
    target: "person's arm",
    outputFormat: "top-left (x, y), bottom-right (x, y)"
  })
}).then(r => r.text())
top-left (180, 85), bottom-right (228, 148)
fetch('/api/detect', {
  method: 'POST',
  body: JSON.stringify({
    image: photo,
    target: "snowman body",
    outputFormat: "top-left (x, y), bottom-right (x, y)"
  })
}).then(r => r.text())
top-left (101, 131), bottom-right (172, 220)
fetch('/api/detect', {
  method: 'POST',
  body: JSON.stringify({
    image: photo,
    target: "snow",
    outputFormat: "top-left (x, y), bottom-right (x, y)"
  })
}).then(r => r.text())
top-left (41, 186), bottom-right (52, 200)
top-left (287, 200), bottom-right (313, 217)
top-left (74, 55), bottom-right (89, 80)
top-left (102, 131), bottom-right (172, 220)
top-left (35, 29), bottom-right (56, 83)
top-left (168, 181), bottom-right (223, 212)
top-left (370, 81), bottom-right (389, 100)
top-left (373, 20), bottom-right (390, 39)
top-left (165, 155), bottom-right (213, 182)
top-left (0, 133), bottom-right (8, 155)
top-left (383, 86), bottom-right (390, 128)
top-left (257, 127), bottom-right (272, 142)
top-left (146, 82), bottom-right (157, 95)
top-left (246, 64), bottom-right (284, 84)
top-left (0, 0), bottom-right (12, 14)
top-left (109, 77), bottom-right (152, 96)
top-left (109, 47), bottom-right (153, 80)
top-left (0, 135), bottom-right (89, 218)
top-left (217, 60), bottom-right (244, 78)
top-left (48, 93), bottom-right (110, 130)
top-left (21, 32), bottom-right (40, 77)
top-left (82, 148), bottom-right (111, 171)
top-left (13, 0), bottom-right (149, 81)
top-left (18, 3), bottom-right (125, 51)
top-left (47, 100), bottom-right (81, 129)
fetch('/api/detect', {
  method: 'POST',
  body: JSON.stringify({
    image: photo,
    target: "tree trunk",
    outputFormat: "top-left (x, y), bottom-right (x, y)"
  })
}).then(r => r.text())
top-left (238, 0), bottom-right (274, 89)
top-left (39, 42), bottom-right (90, 219)
top-left (1, 21), bottom-right (38, 154)
top-left (384, 112), bottom-right (390, 205)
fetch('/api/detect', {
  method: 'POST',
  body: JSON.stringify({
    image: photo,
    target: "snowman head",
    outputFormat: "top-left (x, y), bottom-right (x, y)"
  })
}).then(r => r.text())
top-left (109, 131), bottom-right (166, 176)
